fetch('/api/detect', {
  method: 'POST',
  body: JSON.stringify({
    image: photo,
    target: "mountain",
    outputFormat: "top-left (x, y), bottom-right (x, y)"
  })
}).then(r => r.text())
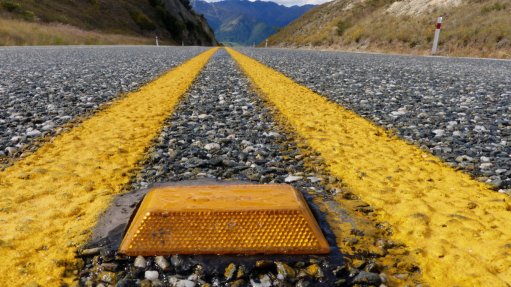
top-left (193, 0), bottom-right (314, 46)
top-left (268, 0), bottom-right (511, 58)
top-left (0, 0), bottom-right (217, 46)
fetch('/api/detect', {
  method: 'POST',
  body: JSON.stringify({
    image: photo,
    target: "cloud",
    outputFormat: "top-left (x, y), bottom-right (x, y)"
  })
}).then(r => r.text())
top-left (201, 0), bottom-right (331, 7)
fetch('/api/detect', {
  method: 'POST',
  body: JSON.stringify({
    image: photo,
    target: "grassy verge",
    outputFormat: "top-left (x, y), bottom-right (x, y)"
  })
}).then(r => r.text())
top-left (268, 0), bottom-right (511, 59)
top-left (0, 18), bottom-right (156, 46)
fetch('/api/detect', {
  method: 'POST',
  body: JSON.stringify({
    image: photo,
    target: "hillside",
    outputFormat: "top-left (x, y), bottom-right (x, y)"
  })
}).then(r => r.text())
top-left (193, 0), bottom-right (314, 46)
top-left (0, 0), bottom-right (217, 46)
top-left (267, 0), bottom-right (511, 58)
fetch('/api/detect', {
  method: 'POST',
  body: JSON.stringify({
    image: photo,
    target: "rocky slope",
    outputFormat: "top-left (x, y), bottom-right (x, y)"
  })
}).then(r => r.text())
top-left (267, 0), bottom-right (511, 58)
top-left (0, 0), bottom-right (217, 45)
top-left (193, 0), bottom-right (314, 46)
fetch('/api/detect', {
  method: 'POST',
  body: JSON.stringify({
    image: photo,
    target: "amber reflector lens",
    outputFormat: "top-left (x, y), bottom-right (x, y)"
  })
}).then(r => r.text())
top-left (119, 184), bottom-right (329, 255)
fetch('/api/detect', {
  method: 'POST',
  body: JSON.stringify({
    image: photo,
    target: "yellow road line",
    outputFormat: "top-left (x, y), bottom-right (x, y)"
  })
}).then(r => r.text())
top-left (227, 48), bottom-right (511, 287)
top-left (0, 48), bottom-right (217, 286)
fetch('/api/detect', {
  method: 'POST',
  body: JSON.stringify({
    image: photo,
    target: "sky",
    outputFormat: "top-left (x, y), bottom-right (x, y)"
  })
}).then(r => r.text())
top-left (202, 0), bottom-right (331, 7)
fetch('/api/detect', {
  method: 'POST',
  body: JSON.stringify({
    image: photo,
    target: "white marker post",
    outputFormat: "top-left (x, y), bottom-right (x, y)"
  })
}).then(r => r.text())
top-left (431, 16), bottom-right (443, 55)
top-left (265, 39), bottom-right (268, 48)
top-left (155, 36), bottom-right (159, 47)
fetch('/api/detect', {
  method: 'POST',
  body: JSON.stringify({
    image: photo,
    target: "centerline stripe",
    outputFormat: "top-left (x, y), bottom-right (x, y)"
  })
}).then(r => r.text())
top-left (0, 48), bottom-right (218, 286)
top-left (227, 47), bottom-right (511, 287)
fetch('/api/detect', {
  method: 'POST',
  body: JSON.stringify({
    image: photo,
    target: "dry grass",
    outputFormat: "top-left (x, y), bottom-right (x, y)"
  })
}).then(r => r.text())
top-left (269, 0), bottom-right (511, 59)
top-left (0, 0), bottom-right (216, 46)
top-left (0, 18), bottom-right (155, 46)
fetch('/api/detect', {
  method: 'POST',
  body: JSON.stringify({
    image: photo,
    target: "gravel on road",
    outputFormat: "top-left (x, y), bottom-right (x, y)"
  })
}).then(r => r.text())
top-left (0, 46), bottom-right (207, 159)
top-left (78, 50), bottom-right (422, 287)
top-left (239, 48), bottom-right (511, 190)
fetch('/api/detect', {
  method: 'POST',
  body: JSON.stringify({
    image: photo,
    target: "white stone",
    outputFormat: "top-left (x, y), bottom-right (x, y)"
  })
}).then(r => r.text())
top-left (285, 175), bottom-right (302, 183)
top-left (474, 125), bottom-right (487, 132)
top-left (26, 130), bottom-right (42, 137)
top-left (42, 124), bottom-right (54, 131)
top-left (145, 270), bottom-right (159, 281)
top-left (204, 143), bottom-right (221, 151)
top-left (176, 280), bottom-right (196, 287)
top-left (250, 275), bottom-right (272, 287)
top-left (134, 256), bottom-right (146, 268)
top-left (10, 136), bottom-right (21, 143)
top-left (480, 163), bottom-right (493, 169)
top-left (480, 156), bottom-right (491, 162)
top-left (5, 147), bottom-right (16, 156)
top-left (455, 155), bottom-right (473, 162)
top-left (155, 256), bottom-right (170, 271)
top-left (432, 129), bottom-right (445, 137)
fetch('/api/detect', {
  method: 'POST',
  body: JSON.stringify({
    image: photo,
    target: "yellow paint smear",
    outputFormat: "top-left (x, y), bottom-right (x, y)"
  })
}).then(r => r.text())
top-left (227, 48), bottom-right (511, 287)
top-left (0, 48), bottom-right (217, 286)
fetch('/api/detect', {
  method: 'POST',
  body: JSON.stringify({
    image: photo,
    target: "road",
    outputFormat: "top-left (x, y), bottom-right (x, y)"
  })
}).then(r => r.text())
top-left (0, 46), bottom-right (510, 287)
top-left (0, 46), bottom-right (207, 158)
top-left (240, 48), bottom-right (511, 190)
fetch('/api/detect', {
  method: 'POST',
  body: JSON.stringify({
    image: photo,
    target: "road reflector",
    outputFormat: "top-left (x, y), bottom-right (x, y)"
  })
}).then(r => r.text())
top-left (119, 184), bottom-right (330, 255)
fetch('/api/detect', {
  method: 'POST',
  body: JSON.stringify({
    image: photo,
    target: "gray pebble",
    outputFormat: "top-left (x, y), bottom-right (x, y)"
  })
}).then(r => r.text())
top-left (352, 271), bottom-right (382, 285)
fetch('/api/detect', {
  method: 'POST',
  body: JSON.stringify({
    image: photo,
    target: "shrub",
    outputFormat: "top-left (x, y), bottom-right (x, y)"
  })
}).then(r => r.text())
top-left (130, 10), bottom-right (157, 31)
top-left (481, 2), bottom-right (507, 13)
top-left (21, 10), bottom-right (35, 21)
top-left (155, 6), bottom-right (184, 38)
top-left (344, 25), bottom-right (365, 43)
top-left (336, 20), bottom-right (351, 36)
top-left (148, 0), bottom-right (164, 7)
top-left (1, 0), bottom-right (20, 12)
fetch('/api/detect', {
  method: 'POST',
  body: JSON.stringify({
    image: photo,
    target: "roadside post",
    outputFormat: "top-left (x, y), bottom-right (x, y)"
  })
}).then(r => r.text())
top-left (155, 36), bottom-right (159, 47)
top-left (265, 39), bottom-right (268, 48)
top-left (432, 16), bottom-right (443, 55)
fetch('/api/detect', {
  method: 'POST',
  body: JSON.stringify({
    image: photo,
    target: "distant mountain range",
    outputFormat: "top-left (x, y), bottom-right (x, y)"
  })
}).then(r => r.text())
top-left (193, 0), bottom-right (314, 46)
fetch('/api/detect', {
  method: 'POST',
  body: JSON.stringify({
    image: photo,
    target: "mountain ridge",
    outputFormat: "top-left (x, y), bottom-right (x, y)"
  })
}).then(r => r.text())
top-left (193, 0), bottom-right (314, 45)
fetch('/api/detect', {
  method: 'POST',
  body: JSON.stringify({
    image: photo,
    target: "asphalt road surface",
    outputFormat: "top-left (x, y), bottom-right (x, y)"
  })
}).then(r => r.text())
top-left (0, 46), bottom-right (207, 158)
top-left (240, 48), bottom-right (511, 190)
top-left (0, 46), bottom-right (510, 287)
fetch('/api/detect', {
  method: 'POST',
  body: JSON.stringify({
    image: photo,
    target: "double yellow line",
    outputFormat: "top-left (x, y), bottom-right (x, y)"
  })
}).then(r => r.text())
top-left (0, 48), bottom-right (217, 286)
top-left (1, 47), bottom-right (509, 286)
top-left (227, 48), bottom-right (511, 286)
